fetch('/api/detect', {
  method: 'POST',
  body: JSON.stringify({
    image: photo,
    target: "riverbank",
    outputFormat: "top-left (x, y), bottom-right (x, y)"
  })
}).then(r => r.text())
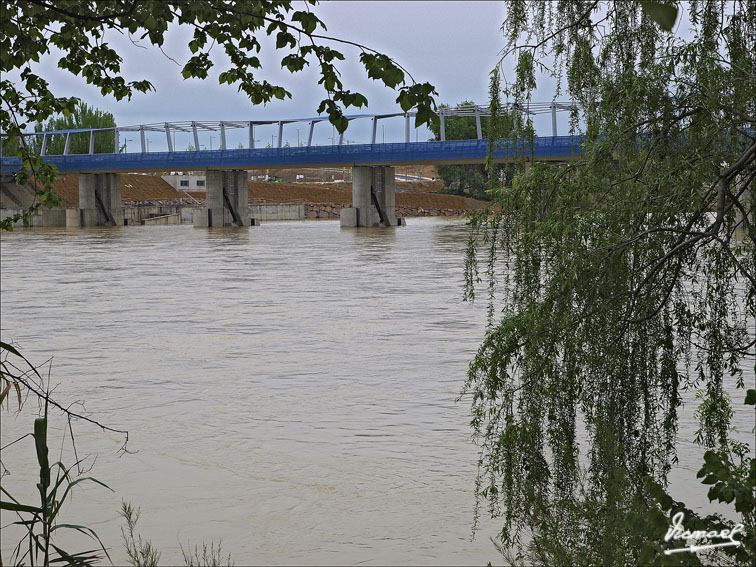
top-left (302, 202), bottom-right (474, 219)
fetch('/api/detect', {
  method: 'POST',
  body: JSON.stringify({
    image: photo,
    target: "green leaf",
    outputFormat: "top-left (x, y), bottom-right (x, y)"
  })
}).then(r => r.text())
top-left (719, 487), bottom-right (735, 503)
top-left (702, 450), bottom-right (720, 467)
top-left (0, 501), bottom-right (42, 514)
top-left (744, 389), bottom-right (755, 406)
top-left (51, 523), bottom-right (112, 563)
top-left (52, 476), bottom-right (113, 523)
top-left (34, 417), bottom-right (50, 490)
top-left (292, 11), bottom-right (319, 35)
top-left (641, 1), bottom-right (679, 31)
top-left (331, 115), bottom-right (348, 134)
top-left (700, 474), bottom-right (718, 485)
top-left (49, 542), bottom-right (102, 566)
top-left (396, 91), bottom-right (412, 112)
top-left (275, 31), bottom-right (295, 49)
top-left (647, 479), bottom-right (674, 508)
top-left (0, 340), bottom-right (22, 357)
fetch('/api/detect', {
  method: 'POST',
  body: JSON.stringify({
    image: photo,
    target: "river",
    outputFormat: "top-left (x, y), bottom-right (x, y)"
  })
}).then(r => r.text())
top-left (1, 218), bottom-right (753, 565)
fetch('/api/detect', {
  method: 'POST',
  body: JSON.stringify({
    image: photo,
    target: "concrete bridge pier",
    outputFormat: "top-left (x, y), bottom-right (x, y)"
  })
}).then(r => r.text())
top-left (340, 166), bottom-right (404, 227)
top-left (79, 173), bottom-right (122, 226)
top-left (194, 170), bottom-right (250, 227)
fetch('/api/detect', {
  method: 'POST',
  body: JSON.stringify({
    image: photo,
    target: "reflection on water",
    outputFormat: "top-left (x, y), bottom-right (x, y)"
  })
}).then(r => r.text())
top-left (0, 218), bottom-right (752, 565)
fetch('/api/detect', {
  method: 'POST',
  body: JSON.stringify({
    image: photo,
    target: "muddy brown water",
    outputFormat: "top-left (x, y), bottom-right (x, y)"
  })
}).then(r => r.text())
top-left (1, 218), bottom-right (752, 565)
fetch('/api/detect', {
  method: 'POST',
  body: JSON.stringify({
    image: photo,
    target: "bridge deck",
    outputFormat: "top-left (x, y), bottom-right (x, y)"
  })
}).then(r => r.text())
top-left (0, 137), bottom-right (583, 174)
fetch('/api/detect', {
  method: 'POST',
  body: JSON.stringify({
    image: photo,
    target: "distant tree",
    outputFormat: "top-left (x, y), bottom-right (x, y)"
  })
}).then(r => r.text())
top-left (427, 101), bottom-right (512, 200)
top-left (2, 102), bottom-right (117, 158)
top-left (38, 102), bottom-right (116, 155)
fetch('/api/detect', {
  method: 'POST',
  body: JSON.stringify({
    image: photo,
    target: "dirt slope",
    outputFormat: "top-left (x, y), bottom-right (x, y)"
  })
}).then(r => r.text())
top-left (238, 181), bottom-right (487, 210)
top-left (43, 173), bottom-right (184, 206)
top-left (40, 172), bottom-right (486, 211)
top-left (251, 165), bottom-right (439, 183)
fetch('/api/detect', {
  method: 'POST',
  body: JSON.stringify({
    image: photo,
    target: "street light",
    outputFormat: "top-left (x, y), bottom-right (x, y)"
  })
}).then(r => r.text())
top-left (297, 128), bottom-right (300, 147)
top-left (210, 135), bottom-right (216, 150)
top-left (382, 124), bottom-right (385, 144)
top-left (123, 138), bottom-right (133, 153)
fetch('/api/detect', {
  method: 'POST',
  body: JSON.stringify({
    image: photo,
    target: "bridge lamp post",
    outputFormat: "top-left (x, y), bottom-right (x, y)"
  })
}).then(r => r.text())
top-left (297, 128), bottom-right (300, 147)
top-left (210, 135), bottom-right (216, 150)
top-left (123, 138), bottom-right (133, 153)
top-left (382, 124), bottom-right (385, 144)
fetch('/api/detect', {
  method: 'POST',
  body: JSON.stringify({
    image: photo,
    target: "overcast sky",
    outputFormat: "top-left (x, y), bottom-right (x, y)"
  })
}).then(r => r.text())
top-left (28, 1), bottom-right (571, 149)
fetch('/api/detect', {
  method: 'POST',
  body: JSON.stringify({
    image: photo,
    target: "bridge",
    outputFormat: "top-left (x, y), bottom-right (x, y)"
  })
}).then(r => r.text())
top-left (1, 104), bottom-right (581, 228)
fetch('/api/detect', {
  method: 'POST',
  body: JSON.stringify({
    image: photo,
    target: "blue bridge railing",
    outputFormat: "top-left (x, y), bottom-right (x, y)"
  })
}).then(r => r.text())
top-left (0, 136), bottom-right (584, 174)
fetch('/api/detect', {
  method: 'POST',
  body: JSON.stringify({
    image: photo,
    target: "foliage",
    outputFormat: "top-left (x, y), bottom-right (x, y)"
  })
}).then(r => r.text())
top-left (429, 101), bottom-right (488, 141)
top-left (0, 403), bottom-right (112, 565)
top-left (3, 101), bottom-right (117, 157)
top-left (121, 501), bottom-right (161, 567)
top-left (180, 541), bottom-right (234, 567)
top-left (435, 161), bottom-right (489, 200)
top-left (496, 391), bottom-right (755, 566)
top-left (463, 0), bottom-right (755, 563)
top-left (1, 341), bottom-right (128, 566)
top-left (119, 499), bottom-right (234, 566)
top-left (38, 102), bottom-right (117, 155)
top-left (1, 0), bottom-right (437, 229)
top-left (426, 101), bottom-right (511, 200)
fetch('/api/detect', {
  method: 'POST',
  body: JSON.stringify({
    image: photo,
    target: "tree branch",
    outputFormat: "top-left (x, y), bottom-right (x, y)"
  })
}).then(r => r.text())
top-left (25, 0), bottom-right (139, 24)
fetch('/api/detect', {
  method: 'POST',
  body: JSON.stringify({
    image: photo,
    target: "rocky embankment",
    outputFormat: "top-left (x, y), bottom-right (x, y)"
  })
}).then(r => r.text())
top-left (301, 202), bottom-right (474, 219)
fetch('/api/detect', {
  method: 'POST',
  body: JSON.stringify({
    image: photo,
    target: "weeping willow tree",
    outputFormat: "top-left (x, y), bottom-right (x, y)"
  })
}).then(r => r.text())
top-left (463, 1), bottom-right (755, 564)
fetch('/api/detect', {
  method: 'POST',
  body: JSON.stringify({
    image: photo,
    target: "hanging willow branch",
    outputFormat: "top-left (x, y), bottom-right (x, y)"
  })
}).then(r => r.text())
top-left (464, 1), bottom-right (755, 563)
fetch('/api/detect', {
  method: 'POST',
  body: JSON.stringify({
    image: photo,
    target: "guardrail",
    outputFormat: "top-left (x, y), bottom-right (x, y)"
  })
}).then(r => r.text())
top-left (0, 136), bottom-right (585, 173)
top-left (0, 103), bottom-right (579, 158)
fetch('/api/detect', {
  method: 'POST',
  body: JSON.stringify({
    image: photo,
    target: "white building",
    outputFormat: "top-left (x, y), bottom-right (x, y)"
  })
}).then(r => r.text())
top-left (161, 174), bottom-right (207, 191)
